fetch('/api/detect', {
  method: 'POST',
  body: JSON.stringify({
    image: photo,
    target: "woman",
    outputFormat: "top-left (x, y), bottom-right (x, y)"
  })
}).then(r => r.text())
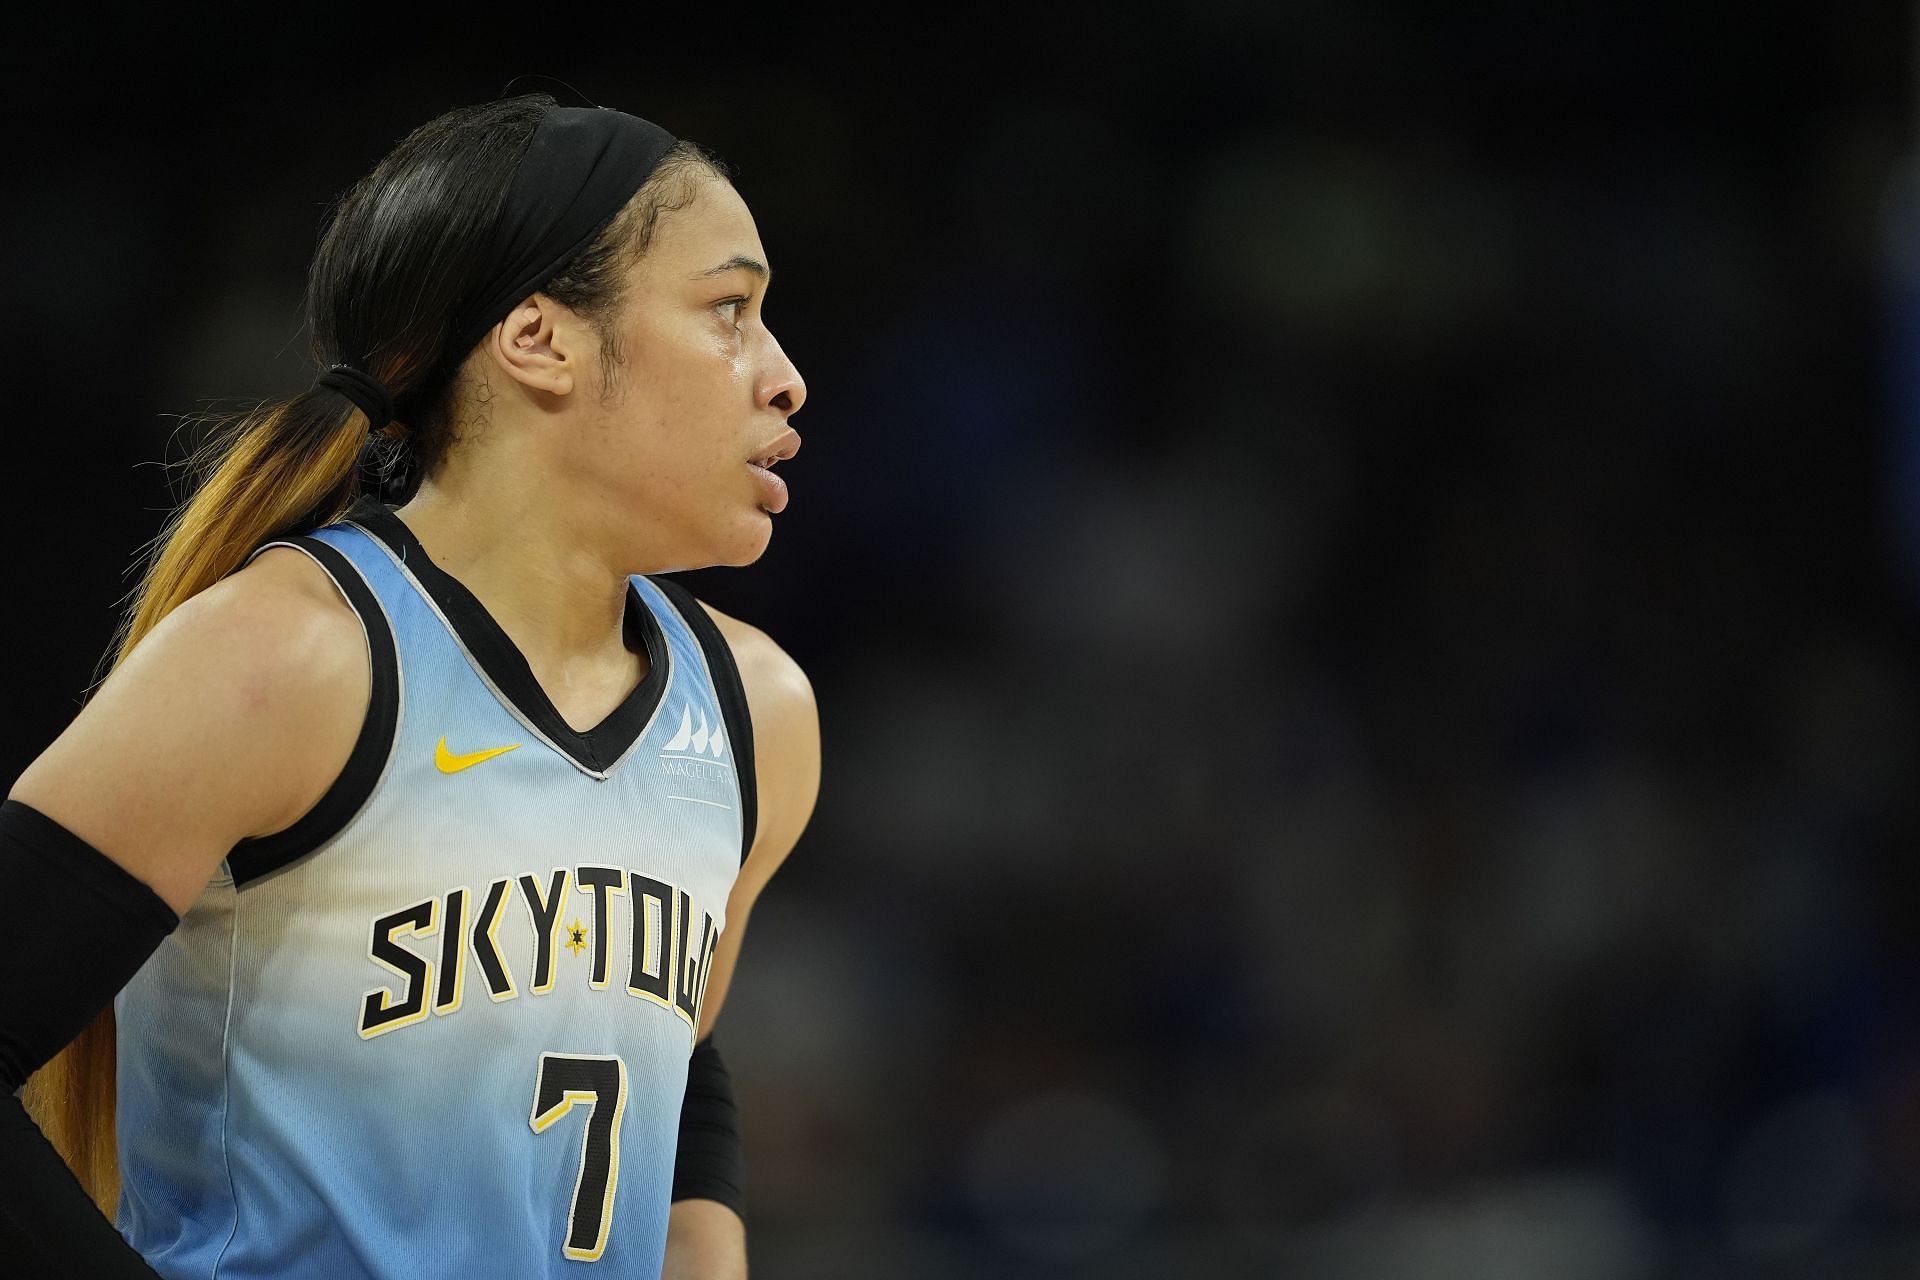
top-left (0, 93), bottom-right (817, 1279)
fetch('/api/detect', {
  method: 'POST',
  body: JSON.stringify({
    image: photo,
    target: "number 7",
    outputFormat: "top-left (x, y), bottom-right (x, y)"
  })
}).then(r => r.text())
top-left (530, 1053), bottom-right (629, 1261)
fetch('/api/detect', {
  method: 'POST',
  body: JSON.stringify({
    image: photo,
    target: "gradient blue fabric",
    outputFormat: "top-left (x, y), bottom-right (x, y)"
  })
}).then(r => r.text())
top-left (115, 514), bottom-right (743, 1279)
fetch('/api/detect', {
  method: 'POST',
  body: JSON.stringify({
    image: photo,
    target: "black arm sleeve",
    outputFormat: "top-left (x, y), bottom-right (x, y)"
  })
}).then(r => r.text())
top-left (670, 1034), bottom-right (745, 1216)
top-left (0, 1094), bottom-right (168, 1276)
top-left (0, 799), bottom-right (176, 1276)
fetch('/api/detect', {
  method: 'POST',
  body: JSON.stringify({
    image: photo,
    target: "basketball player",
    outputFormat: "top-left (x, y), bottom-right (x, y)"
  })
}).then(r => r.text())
top-left (0, 95), bottom-right (816, 1279)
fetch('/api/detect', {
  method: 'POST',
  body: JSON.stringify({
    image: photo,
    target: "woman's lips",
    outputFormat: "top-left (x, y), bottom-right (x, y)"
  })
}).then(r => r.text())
top-left (748, 461), bottom-right (788, 513)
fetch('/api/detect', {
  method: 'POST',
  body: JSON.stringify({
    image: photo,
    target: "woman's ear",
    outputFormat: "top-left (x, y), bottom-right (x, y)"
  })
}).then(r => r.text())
top-left (482, 293), bottom-right (577, 399)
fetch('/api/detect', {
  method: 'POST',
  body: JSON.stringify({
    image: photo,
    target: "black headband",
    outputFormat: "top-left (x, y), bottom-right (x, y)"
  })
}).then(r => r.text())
top-left (449, 105), bottom-right (678, 362)
top-left (316, 363), bottom-right (394, 431)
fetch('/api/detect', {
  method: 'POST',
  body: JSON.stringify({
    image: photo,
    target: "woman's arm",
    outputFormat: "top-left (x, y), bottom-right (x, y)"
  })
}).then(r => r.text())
top-left (0, 547), bottom-right (369, 1266)
top-left (691, 603), bottom-right (822, 1044)
top-left (9, 546), bottom-right (369, 913)
top-left (661, 602), bottom-right (821, 1280)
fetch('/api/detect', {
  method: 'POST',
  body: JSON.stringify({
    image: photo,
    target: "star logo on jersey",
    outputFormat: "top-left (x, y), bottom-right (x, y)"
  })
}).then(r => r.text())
top-left (434, 735), bottom-right (522, 774)
top-left (564, 919), bottom-right (588, 957)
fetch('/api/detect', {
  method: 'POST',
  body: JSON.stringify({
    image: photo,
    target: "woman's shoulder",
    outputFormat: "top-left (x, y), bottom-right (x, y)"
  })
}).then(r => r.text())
top-left (689, 598), bottom-right (811, 705)
top-left (7, 543), bottom-right (371, 913)
top-left (146, 542), bottom-right (372, 713)
top-left (687, 598), bottom-right (819, 867)
top-left (161, 540), bottom-right (373, 766)
top-left (217, 541), bottom-right (366, 625)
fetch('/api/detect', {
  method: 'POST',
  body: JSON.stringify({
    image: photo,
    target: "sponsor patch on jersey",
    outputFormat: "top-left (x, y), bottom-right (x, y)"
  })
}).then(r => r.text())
top-left (657, 703), bottom-right (733, 806)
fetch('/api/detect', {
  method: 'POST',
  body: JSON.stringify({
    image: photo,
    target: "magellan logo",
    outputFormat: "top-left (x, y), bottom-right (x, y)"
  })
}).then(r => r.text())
top-left (661, 704), bottom-right (727, 760)
top-left (659, 702), bottom-right (731, 800)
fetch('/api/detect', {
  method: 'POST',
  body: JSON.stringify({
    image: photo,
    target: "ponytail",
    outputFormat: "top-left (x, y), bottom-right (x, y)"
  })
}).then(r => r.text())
top-left (114, 391), bottom-right (375, 670)
top-left (22, 387), bottom-right (374, 1211)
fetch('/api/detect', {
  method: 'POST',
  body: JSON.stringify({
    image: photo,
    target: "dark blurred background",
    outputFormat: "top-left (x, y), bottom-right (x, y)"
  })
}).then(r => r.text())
top-left (6, 5), bottom-right (1918, 1276)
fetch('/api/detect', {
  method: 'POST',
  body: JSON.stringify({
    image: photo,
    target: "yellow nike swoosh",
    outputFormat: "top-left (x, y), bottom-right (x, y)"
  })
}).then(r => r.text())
top-left (435, 735), bottom-right (522, 774)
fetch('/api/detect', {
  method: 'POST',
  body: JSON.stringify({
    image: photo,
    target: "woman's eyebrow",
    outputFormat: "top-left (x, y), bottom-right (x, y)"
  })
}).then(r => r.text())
top-left (691, 254), bottom-right (770, 282)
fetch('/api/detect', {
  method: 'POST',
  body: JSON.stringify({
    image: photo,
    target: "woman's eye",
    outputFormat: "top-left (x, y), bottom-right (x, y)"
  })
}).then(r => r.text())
top-left (718, 298), bottom-right (748, 328)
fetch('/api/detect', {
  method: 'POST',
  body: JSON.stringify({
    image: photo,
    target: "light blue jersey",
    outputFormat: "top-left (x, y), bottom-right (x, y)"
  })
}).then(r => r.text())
top-left (115, 499), bottom-right (753, 1279)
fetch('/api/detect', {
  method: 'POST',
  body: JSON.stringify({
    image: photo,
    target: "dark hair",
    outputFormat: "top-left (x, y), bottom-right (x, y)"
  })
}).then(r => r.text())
top-left (315, 93), bottom-right (724, 494)
top-left (24, 92), bottom-right (725, 1213)
top-left (121, 91), bottom-right (725, 660)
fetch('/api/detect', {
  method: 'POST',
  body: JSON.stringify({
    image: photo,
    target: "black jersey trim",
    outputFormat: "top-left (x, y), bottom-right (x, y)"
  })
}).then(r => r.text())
top-left (341, 498), bottom-right (670, 777)
top-left (645, 576), bottom-right (757, 867)
top-left (226, 537), bottom-right (402, 889)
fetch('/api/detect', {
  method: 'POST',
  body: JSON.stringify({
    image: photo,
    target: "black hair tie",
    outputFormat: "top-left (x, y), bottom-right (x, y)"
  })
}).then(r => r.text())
top-left (315, 363), bottom-right (395, 432)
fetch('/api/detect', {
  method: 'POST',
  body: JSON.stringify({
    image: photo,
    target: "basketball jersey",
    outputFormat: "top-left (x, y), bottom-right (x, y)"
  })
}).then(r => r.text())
top-left (114, 498), bottom-right (755, 1279)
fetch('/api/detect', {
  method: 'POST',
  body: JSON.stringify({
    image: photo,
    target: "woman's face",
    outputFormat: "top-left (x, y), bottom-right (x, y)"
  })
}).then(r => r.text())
top-left (571, 168), bottom-right (807, 571)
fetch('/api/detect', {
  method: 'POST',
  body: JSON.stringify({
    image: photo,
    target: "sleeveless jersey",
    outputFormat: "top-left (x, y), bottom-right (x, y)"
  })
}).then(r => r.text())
top-left (114, 498), bottom-right (755, 1279)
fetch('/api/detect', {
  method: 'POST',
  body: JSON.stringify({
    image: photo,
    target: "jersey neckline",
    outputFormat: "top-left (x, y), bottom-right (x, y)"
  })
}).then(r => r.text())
top-left (342, 497), bottom-right (670, 778)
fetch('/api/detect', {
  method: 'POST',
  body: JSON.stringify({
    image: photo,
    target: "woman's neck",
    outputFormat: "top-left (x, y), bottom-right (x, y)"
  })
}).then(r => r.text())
top-left (394, 475), bottom-right (645, 728)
